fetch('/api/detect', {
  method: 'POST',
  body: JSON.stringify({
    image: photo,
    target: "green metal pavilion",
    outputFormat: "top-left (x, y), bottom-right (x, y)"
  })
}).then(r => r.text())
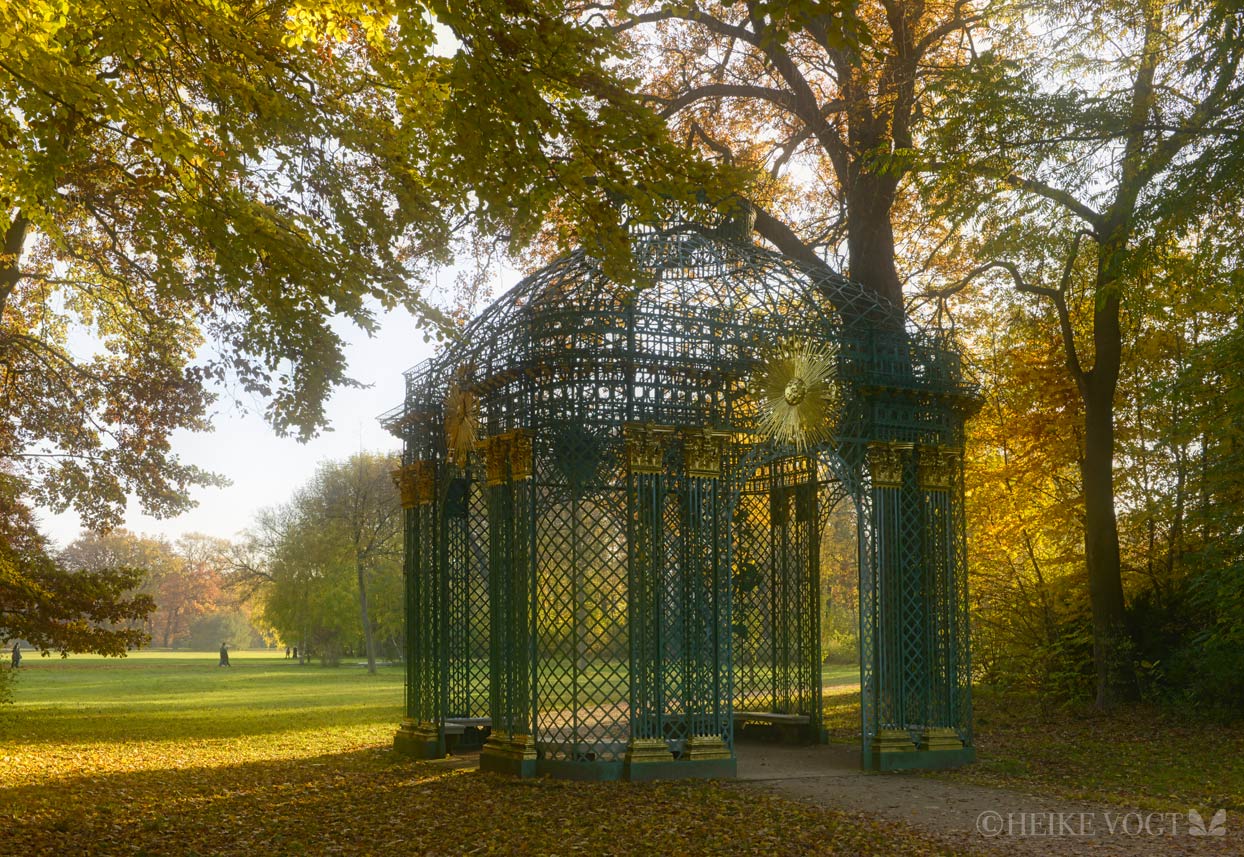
top-left (381, 223), bottom-right (977, 780)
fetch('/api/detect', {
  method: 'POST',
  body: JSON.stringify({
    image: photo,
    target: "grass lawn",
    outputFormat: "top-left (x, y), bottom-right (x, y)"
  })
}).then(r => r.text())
top-left (0, 651), bottom-right (974, 856)
top-left (821, 663), bottom-right (859, 687)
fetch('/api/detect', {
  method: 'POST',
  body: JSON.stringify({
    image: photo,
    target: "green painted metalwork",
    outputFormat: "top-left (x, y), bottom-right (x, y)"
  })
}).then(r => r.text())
top-left (382, 224), bottom-right (979, 777)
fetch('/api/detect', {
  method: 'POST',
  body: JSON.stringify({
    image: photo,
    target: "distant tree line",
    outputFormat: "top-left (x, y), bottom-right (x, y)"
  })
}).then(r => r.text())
top-left (3, 452), bottom-right (403, 675)
top-left (57, 531), bottom-right (264, 652)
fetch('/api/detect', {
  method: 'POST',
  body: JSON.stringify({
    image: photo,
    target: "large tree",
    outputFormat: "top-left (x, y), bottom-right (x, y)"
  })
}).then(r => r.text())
top-left (0, 1), bottom-right (429, 527)
top-left (1, 479), bottom-right (152, 656)
top-left (306, 453), bottom-right (402, 674)
top-left (3, 0), bottom-right (716, 531)
top-left (240, 454), bottom-right (402, 668)
top-left (927, 0), bottom-right (1244, 704)
top-left (551, 0), bottom-right (991, 305)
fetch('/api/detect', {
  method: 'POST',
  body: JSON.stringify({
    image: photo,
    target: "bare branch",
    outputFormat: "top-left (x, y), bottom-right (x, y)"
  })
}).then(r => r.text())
top-left (1005, 174), bottom-right (1105, 231)
top-left (655, 83), bottom-right (804, 118)
top-left (932, 234), bottom-right (1091, 391)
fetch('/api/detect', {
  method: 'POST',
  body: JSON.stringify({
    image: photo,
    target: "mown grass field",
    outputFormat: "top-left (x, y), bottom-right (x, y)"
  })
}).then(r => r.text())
top-left (0, 652), bottom-right (972, 856)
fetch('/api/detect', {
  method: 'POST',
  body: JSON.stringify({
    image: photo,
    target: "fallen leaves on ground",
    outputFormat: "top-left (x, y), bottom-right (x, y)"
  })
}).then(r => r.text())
top-left (920, 689), bottom-right (1244, 814)
top-left (1, 657), bottom-right (982, 856)
top-left (1, 742), bottom-right (985, 856)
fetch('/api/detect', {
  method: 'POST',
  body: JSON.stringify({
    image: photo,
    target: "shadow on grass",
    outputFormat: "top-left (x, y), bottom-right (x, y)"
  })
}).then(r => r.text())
top-left (0, 745), bottom-right (937, 857)
top-left (1, 747), bottom-right (466, 857)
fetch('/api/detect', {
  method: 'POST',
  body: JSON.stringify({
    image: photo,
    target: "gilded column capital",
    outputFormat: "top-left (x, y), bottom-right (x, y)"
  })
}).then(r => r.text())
top-left (681, 427), bottom-right (731, 478)
top-left (917, 445), bottom-right (960, 491)
top-left (413, 460), bottom-right (437, 505)
top-left (509, 429), bottom-right (534, 481)
top-left (867, 441), bottom-right (912, 489)
top-left (483, 434), bottom-right (511, 487)
top-left (623, 422), bottom-right (675, 474)
top-left (391, 466), bottom-right (418, 509)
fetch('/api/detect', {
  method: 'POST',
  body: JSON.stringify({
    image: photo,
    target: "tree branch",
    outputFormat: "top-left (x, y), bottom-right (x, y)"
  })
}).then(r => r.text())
top-left (655, 83), bottom-right (813, 118)
top-left (750, 204), bottom-right (837, 278)
top-left (932, 234), bottom-right (1090, 393)
top-left (1005, 174), bottom-right (1105, 231)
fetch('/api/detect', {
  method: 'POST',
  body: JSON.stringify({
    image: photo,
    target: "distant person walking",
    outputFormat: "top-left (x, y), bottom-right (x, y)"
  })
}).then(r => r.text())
top-left (218, 643), bottom-right (231, 667)
top-left (10, 642), bottom-right (20, 669)
top-left (285, 646), bottom-right (291, 659)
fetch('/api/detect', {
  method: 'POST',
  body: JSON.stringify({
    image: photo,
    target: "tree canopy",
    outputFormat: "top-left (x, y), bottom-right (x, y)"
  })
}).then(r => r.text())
top-left (0, 480), bottom-right (151, 656)
top-left (1, 0), bottom-right (722, 530)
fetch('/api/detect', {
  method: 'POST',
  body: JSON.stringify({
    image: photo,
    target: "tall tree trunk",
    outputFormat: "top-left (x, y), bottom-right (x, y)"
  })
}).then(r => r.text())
top-left (162, 608), bottom-right (180, 649)
top-left (356, 555), bottom-right (377, 674)
top-left (845, 173), bottom-right (903, 308)
top-left (0, 213), bottom-right (28, 320)
top-left (1082, 283), bottom-right (1138, 707)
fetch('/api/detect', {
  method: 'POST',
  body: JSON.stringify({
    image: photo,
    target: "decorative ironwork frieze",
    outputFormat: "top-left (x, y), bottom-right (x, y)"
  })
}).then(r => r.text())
top-left (623, 422), bottom-right (675, 474)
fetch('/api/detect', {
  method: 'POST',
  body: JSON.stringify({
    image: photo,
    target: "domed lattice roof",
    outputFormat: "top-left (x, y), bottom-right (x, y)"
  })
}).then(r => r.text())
top-left (384, 225), bottom-right (970, 462)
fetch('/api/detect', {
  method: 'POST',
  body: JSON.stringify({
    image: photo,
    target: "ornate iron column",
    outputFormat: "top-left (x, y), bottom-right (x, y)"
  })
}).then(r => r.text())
top-left (624, 423), bottom-right (678, 775)
top-left (676, 428), bottom-right (735, 774)
top-left (768, 457), bottom-right (821, 737)
top-left (393, 460), bottom-right (443, 758)
top-left (862, 439), bottom-right (974, 770)
top-left (916, 444), bottom-right (972, 752)
top-left (480, 430), bottom-right (538, 776)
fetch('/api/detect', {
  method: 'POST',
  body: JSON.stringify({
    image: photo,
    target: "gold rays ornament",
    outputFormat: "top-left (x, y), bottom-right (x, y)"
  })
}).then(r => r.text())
top-left (444, 370), bottom-right (480, 467)
top-left (752, 339), bottom-right (840, 451)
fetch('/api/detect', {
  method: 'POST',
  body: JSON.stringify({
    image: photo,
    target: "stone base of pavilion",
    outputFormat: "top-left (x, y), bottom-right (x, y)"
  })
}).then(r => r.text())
top-left (393, 718), bottom-right (441, 759)
top-left (864, 727), bottom-right (976, 771)
top-left (473, 731), bottom-right (738, 782)
top-left (394, 719), bottom-right (974, 779)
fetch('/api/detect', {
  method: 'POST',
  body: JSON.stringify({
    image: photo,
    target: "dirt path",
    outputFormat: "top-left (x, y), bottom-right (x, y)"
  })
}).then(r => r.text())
top-left (735, 743), bottom-right (1241, 856)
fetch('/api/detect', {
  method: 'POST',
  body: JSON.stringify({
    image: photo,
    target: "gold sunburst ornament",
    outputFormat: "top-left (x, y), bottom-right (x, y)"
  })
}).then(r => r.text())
top-left (444, 372), bottom-right (480, 467)
top-left (752, 339), bottom-right (840, 451)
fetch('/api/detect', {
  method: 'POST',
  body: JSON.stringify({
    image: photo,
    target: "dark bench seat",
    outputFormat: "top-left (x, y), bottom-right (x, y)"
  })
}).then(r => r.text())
top-left (444, 717), bottom-right (491, 735)
top-left (444, 717), bottom-right (491, 752)
top-left (732, 711), bottom-right (814, 744)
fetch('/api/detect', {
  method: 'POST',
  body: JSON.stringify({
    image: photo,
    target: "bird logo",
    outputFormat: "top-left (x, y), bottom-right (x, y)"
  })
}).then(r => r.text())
top-left (1188, 809), bottom-right (1226, 836)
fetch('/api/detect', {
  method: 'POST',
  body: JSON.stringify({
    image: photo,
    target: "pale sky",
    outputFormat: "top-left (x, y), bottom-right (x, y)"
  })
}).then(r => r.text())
top-left (38, 305), bottom-right (440, 550)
